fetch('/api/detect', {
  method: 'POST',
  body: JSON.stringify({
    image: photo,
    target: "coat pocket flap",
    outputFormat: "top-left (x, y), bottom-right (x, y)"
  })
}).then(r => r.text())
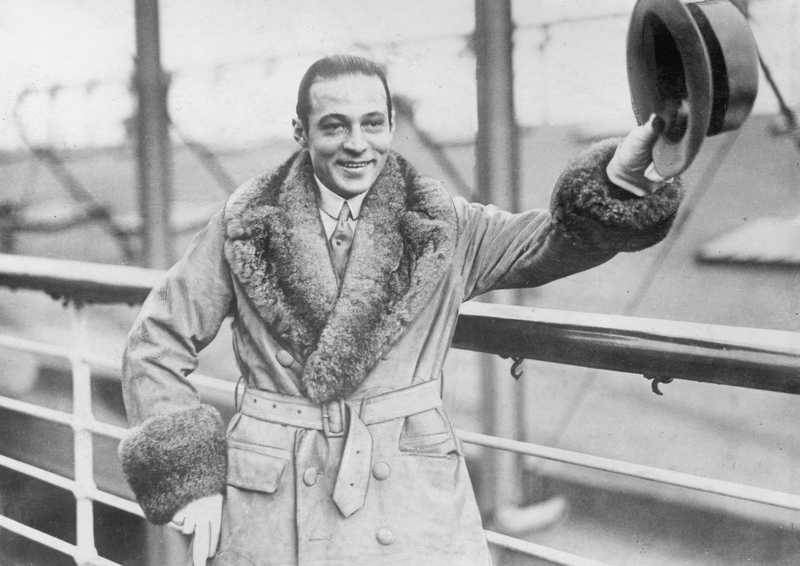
top-left (399, 408), bottom-right (461, 457)
top-left (226, 440), bottom-right (288, 493)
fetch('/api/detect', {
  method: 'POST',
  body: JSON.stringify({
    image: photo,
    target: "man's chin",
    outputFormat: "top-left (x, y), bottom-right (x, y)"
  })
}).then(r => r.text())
top-left (331, 178), bottom-right (376, 198)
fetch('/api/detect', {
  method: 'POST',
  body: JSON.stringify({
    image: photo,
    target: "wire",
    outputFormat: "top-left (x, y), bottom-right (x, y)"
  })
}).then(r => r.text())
top-left (10, 90), bottom-right (136, 261)
top-left (170, 120), bottom-right (238, 195)
top-left (393, 96), bottom-right (475, 199)
top-left (758, 54), bottom-right (800, 154)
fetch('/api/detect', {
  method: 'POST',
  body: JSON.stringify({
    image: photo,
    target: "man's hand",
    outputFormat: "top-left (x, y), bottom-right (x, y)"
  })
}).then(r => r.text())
top-left (606, 114), bottom-right (672, 197)
top-left (168, 494), bottom-right (223, 566)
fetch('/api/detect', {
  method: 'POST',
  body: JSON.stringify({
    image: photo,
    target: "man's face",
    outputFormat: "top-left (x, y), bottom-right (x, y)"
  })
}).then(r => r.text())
top-left (294, 74), bottom-right (393, 199)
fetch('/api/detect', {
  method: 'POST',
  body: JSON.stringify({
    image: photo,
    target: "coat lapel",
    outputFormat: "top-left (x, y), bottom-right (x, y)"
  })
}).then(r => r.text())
top-left (224, 150), bottom-right (456, 403)
top-left (224, 151), bottom-right (338, 362)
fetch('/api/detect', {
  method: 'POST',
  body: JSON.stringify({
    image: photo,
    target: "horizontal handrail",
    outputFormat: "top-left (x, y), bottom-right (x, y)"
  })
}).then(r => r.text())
top-left (454, 302), bottom-right (800, 394)
top-left (0, 254), bottom-right (161, 305)
top-left (1, 253), bottom-right (798, 393)
top-left (458, 430), bottom-right (800, 512)
top-left (485, 531), bottom-right (610, 566)
top-left (0, 394), bottom-right (128, 440)
top-left (0, 514), bottom-right (121, 566)
top-left (0, 334), bottom-right (237, 399)
top-left (0, 453), bottom-right (143, 518)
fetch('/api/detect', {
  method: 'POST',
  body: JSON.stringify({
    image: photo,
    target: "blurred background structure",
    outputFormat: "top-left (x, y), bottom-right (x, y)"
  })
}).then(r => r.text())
top-left (0, 0), bottom-right (799, 565)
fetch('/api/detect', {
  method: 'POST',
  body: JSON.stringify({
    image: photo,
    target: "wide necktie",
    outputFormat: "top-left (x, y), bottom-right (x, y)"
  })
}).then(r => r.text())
top-left (329, 202), bottom-right (353, 285)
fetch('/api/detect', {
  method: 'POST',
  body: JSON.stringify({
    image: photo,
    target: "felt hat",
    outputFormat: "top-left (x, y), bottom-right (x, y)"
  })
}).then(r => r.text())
top-left (627, 0), bottom-right (759, 177)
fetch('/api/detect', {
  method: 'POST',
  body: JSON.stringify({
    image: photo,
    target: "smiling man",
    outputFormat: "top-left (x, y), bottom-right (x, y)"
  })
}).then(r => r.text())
top-left (294, 67), bottom-right (393, 199)
top-left (119, 55), bottom-right (683, 566)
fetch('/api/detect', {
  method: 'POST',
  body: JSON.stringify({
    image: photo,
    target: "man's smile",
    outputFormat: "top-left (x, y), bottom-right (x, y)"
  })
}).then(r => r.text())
top-left (338, 159), bottom-right (374, 171)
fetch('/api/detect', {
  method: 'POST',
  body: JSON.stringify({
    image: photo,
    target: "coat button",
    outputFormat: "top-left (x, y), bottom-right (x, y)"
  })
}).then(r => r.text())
top-left (303, 467), bottom-right (317, 486)
top-left (372, 461), bottom-right (391, 481)
top-left (376, 527), bottom-right (395, 546)
top-left (276, 350), bottom-right (295, 368)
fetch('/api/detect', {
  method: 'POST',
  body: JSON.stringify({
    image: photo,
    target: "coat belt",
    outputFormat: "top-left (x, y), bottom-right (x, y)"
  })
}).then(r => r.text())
top-left (238, 380), bottom-right (443, 517)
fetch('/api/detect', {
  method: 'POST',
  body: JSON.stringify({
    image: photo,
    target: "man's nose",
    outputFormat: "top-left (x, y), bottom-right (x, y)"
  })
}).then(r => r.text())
top-left (343, 128), bottom-right (368, 153)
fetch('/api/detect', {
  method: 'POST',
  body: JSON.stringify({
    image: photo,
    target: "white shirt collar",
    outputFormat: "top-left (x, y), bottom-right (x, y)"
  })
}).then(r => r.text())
top-left (314, 175), bottom-right (367, 220)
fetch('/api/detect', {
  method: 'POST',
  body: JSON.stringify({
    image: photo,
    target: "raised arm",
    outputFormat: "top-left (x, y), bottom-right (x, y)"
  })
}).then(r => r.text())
top-left (458, 117), bottom-right (683, 300)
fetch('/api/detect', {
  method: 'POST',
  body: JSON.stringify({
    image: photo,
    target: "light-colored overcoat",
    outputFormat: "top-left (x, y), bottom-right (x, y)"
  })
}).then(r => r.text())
top-left (120, 144), bottom-right (682, 566)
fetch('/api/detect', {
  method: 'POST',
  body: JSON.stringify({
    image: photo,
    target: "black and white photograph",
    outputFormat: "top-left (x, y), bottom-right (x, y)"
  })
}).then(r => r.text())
top-left (0, 1), bottom-right (798, 565)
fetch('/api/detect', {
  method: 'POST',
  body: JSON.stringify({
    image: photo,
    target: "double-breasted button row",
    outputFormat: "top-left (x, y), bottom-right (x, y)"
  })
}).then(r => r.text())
top-left (302, 460), bottom-right (394, 543)
top-left (372, 463), bottom-right (394, 544)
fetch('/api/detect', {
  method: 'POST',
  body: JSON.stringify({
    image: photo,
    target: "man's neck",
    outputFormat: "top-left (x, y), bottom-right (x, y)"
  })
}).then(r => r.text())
top-left (314, 175), bottom-right (368, 220)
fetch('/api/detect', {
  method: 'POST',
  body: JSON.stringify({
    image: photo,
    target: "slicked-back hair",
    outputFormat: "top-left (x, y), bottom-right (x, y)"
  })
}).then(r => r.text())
top-left (296, 55), bottom-right (393, 130)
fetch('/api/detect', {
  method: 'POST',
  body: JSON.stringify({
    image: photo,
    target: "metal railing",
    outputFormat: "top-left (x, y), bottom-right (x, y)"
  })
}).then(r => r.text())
top-left (0, 253), bottom-right (798, 566)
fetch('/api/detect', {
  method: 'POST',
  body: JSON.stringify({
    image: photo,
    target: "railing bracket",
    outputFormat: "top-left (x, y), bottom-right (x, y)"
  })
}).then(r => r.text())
top-left (501, 355), bottom-right (525, 380)
top-left (644, 373), bottom-right (674, 396)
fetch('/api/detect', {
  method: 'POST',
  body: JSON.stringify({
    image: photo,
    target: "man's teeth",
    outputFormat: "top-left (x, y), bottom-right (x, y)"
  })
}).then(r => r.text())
top-left (340, 161), bottom-right (369, 169)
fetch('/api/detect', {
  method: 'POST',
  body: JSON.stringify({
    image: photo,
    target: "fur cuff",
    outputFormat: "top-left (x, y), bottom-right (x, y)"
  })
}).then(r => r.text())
top-left (550, 138), bottom-right (684, 253)
top-left (119, 405), bottom-right (227, 525)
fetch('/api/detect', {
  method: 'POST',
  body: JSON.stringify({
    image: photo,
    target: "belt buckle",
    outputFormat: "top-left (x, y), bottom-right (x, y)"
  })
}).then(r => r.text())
top-left (322, 399), bottom-right (347, 438)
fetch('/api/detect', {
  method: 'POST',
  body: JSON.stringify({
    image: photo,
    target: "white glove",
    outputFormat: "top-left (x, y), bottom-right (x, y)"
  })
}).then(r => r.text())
top-left (168, 494), bottom-right (223, 566)
top-left (606, 113), bottom-right (673, 197)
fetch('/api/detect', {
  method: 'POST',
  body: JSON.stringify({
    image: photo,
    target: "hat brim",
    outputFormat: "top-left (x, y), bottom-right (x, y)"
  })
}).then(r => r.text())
top-left (627, 0), bottom-right (713, 178)
top-left (627, 0), bottom-right (759, 178)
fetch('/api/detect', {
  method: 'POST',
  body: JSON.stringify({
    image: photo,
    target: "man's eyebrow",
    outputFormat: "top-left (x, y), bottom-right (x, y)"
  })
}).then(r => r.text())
top-left (318, 113), bottom-right (348, 122)
top-left (316, 111), bottom-right (387, 125)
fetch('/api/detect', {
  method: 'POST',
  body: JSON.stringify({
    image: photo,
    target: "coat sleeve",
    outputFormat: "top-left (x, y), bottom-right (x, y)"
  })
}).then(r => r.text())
top-left (458, 138), bottom-right (684, 300)
top-left (118, 210), bottom-right (233, 524)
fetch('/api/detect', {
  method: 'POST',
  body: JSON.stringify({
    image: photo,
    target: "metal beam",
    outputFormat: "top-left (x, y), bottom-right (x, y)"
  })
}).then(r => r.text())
top-left (134, 0), bottom-right (173, 269)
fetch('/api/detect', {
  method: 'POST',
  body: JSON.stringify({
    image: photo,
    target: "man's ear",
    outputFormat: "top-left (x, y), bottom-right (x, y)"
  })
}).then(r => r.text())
top-left (292, 118), bottom-right (308, 148)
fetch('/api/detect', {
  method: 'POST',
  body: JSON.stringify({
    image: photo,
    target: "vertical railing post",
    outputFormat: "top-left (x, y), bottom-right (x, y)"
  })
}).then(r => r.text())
top-left (473, 0), bottom-right (524, 524)
top-left (68, 301), bottom-right (98, 566)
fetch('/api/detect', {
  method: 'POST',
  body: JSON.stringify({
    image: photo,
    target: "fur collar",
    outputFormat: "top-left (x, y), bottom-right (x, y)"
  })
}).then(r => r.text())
top-left (223, 150), bottom-right (456, 403)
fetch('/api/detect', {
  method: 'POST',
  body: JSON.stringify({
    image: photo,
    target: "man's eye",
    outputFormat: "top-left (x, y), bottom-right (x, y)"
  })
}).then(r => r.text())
top-left (363, 119), bottom-right (386, 131)
top-left (323, 123), bottom-right (346, 133)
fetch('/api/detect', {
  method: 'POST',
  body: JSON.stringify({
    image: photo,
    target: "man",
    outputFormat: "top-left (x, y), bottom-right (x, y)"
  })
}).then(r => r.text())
top-left (119, 55), bottom-right (681, 566)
